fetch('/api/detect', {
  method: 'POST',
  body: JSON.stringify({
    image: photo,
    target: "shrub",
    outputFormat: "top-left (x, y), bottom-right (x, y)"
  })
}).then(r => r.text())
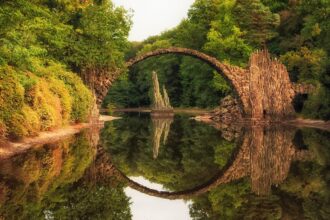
top-left (0, 66), bottom-right (25, 120)
top-left (6, 112), bottom-right (28, 139)
top-left (0, 63), bottom-right (93, 139)
top-left (21, 105), bottom-right (41, 136)
top-left (47, 77), bottom-right (73, 124)
top-left (56, 71), bottom-right (93, 123)
top-left (0, 119), bottom-right (6, 138)
top-left (302, 85), bottom-right (330, 120)
top-left (35, 62), bottom-right (93, 123)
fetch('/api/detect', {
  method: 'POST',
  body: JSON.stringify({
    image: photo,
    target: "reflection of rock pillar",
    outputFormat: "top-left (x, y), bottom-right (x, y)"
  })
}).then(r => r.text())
top-left (250, 125), bottom-right (296, 195)
top-left (152, 117), bottom-right (173, 159)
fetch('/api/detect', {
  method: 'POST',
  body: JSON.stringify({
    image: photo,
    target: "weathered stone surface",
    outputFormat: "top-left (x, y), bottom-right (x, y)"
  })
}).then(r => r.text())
top-left (80, 67), bottom-right (121, 105)
top-left (248, 50), bottom-right (296, 120)
top-left (89, 47), bottom-right (301, 121)
top-left (151, 71), bottom-right (172, 110)
top-left (210, 95), bottom-right (243, 123)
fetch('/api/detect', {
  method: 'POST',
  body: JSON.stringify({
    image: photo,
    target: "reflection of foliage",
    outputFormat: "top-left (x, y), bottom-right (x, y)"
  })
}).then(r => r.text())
top-left (0, 132), bottom-right (97, 219)
top-left (101, 114), bottom-right (236, 191)
top-left (189, 129), bottom-right (330, 219)
top-left (43, 182), bottom-right (131, 220)
top-left (190, 179), bottom-right (251, 220)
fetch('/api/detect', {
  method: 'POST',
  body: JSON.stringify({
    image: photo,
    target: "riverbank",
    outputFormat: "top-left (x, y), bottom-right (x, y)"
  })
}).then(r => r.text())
top-left (0, 115), bottom-right (120, 159)
top-left (194, 115), bottom-right (330, 131)
top-left (102, 108), bottom-right (211, 115)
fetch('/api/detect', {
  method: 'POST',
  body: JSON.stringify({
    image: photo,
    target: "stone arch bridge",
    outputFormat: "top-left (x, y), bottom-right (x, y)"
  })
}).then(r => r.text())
top-left (92, 47), bottom-right (313, 121)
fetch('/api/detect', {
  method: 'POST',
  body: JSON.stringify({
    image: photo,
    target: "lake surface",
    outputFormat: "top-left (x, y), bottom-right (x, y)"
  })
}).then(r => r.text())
top-left (0, 113), bottom-right (329, 220)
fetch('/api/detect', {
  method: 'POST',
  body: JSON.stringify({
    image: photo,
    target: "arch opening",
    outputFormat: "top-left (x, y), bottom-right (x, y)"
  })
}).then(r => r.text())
top-left (124, 47), bottom-right (247, 115)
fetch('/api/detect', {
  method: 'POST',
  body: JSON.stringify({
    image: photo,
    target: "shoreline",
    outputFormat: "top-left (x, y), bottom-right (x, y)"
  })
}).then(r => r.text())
top-left (102, 108), bottom-right (211, 115)
top-left (0, 115), bottom-right (120, 159)
top-left (194, 115), bottom-right (330, 131)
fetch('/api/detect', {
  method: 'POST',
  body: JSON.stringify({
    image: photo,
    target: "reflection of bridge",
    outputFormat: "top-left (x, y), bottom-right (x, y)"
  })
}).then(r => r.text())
top-left (91, 125), bottom-right (314, 199)
top-left (92, 47), bottom-right (312, 120)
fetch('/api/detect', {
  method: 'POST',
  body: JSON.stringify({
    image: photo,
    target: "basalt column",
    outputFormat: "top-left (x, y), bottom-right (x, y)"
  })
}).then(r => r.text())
top-left (248, 50), bottom-right (296, 120)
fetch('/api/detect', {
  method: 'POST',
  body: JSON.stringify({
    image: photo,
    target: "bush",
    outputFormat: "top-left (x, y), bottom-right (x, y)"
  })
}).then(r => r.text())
top-left (0, 118), bottom-right (7, 138)
top-left (21, 105), bottom-right (41, 136)
top-left (302, 85), bottom-right (330, 120)
top-left (0, 64), bottom-right (93, 139)
top-left (47, 77), bottom-right (73, 123)
top-left (0, 66), bottom-right (25, 120)
top-left (56, 70), bottom-right (93, 122)
top-left (6, 112), bottom-right (29, 139)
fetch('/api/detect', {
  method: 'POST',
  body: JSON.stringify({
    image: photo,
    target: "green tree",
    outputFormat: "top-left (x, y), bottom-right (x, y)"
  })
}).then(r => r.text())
top-left (234, 0), bottom-right (280, 47)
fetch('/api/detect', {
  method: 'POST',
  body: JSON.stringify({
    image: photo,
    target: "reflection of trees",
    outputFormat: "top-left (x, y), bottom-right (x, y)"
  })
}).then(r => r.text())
top-left (189, 127), bottom-right (330, 220)
top-left (98, 115), bottom-right (315, 202)
top-left (102, 114), bottom-right (236, 191)
top-left (97, 121), bottom-right (327, 219)
top-left (0, 127), bottom-right (131, 220)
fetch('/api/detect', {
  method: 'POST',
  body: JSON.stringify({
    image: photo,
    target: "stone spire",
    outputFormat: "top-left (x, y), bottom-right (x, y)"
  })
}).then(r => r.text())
top-left (152, 71), bottom-right (172, 110)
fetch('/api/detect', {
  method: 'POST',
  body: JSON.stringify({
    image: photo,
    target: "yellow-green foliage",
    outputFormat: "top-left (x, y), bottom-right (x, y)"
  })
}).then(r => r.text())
top-left (0, 67), bottom-right (25, 118)
top-left (0, 132), bottom-right (96, 212)
top-left (35, 62), bottom-right (93, 123)
top-left (47, 77), bottom-right (73, 123)
top-left (0, 64), bottom-right (93, 139)
top-left (0, 119), bottom-right (6, 138)
top-left (56, 70), bottom-right (93, 122)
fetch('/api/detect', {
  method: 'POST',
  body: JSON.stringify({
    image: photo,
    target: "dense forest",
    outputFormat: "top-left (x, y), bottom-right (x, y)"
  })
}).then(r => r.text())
top-left (0, 0), bottom-right (131, 139)
top-left (105, 0), bottom-right (330, 120)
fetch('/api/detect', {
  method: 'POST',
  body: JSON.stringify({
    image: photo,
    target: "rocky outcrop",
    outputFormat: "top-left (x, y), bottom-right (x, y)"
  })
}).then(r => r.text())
top-left (80, 67), bottom-right (121, 105)
top-left (151, 71), bottom-right (172, 110)
top-left (210, 96), bottom-right (243, 123)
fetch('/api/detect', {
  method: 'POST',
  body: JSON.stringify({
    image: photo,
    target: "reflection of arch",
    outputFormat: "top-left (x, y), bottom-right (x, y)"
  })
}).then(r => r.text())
top-left (93, 125), bottom-right (314, 199)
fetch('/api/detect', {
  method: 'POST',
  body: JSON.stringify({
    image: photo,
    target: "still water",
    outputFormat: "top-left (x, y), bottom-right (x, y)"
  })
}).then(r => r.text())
top-left (0, 113), bottom-right (329, 220)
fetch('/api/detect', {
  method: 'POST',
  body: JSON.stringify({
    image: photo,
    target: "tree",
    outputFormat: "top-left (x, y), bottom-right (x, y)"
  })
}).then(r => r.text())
top-left (234, 0), bottom-right (280, 47)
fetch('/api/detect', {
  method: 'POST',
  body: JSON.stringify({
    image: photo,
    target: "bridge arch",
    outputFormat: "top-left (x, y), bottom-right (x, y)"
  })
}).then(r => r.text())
top-left (125, 47), bottom-right (248, 115)
top-left (94, 47), bottom-right (301, 120)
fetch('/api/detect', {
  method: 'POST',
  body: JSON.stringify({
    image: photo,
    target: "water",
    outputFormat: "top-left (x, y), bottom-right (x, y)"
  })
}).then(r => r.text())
top-left (0, 113), bottom-right (329, 220)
